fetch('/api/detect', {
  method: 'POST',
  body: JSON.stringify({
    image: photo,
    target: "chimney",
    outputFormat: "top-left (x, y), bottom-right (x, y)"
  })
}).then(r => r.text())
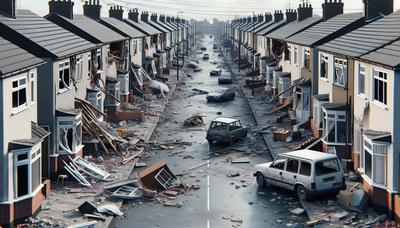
top-left (265, 13), bottom-right (272, 22)
top-left (274, 10), bottom-right (284, 22)
top-left (258, 14), bottom-right (264, 22)
top-left (322, 0), bottom-right (344, 21)
top-left (0, 0), bottom-right (16, 18)
top-left (285, 9), bottom-right (297, 22)
top-left (141, 11), bottom-right (149, 22)
top-left (171, 17), bottom-right (175, 23)
top-left (109, 5), bottom-right (123, 20)
top-left (247, 16), bottom-right (251, 23)
top-left (48, 0), bottom-right (74, 19)
top-left (297, 2), bottom-right (313, 21)
top-left (151, 13), bottom-right (158, 22)
top-left (252, 15), bottom-right (257, 23)
top-left (166, 16), bottom-right (171, 22)
top-left (83, 0), bottom-right (101, 19)
top-left (363, 0), bottom-right (393, 20)
top-left (160, 14), bottom-right (165, 22)
top-left (128, 8), bottom-right (139, 22)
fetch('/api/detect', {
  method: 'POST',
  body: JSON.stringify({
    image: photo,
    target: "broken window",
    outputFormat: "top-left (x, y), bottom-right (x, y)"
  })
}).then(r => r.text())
top-left (57, 115), bottom-right (83, 154)
top-left (315, 159), bottom-right (340, 176)
top-left (363, 139), bottom-right (388, 186)
top-left (303, 48), bottom-right (310, 69)
top-left (87, 91), bottom-right (103, 119)
top-left (14, 146), bottom-right (42, 199)
top-left (88, 53), bottom-right (92, 78)
top-left (30, 71), bottom-right (35, 103)
top-left (320, 54), bottom-right (329, 79)
top-left (322, 110), bottom-right (347, 144)
top-left (96, 49), bottom-right (102, 71)
top-left (271, 156), bottom-right (286, 170)
top-left (75, 55), bottom-right (83, 81)
top-left (105, 82), bottom-right (120, 106)
top-left (293, 47), bottom-right (298, 65)
top-left (284, 45), bottom-right (291, 63)
top-left (58, 61), bottom-right (71, 92)
top-left (373, 69), bottom-right (387, 106)
top-left (12, 76), bottom-right (27, 111)
top-left (334, 57), bottom-right (347, 87)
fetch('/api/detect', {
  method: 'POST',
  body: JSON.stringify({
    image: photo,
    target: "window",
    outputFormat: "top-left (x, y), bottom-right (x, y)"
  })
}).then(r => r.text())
top-left (315, 159), bottom-right (340, 176)
top-left (284, 45), bottom-right (291, 63)
top-left (334, 57), bottom-right (347, 87)
top-left (354, 127), bottom-right (363, 169)
top-left (57, 115), bottom-right (83, 154)
top-left (294, 47), bottom-right (298, 65)
top-left (303, 48), bottom-right (310, 69)
top-left (88, 53), bottom-right (92, 78)
top-left (58, 61), bottom-right (71, 92)
top-left (96, 49), bottom-right (102, 71)
top-left (363, 139), bottom-right (388, 186)
top-left (320, 54), bottom-right (329, 79)
top-left (14, 147), bottom-right (42, 199)
top-left (87, 91), bottom-right (103, 120)
top-left (271, 156), bottom-right (286, 170)
top-left (12, 76), bottom-right (27, 111)
top-left (299, 162), bottom-right (311, 176)
top-left (104, 82), bottom-right (120, 106)
top-left (322, 110), bottom-right (347, 144)
top-left (30, 72), bottom-right (35, 103)
top-left (358, 65), bottom-right (366, 95)
top-left (76, 55), bottom-right (83, 81)
top-left (373, 69), bottom-right (387, 106)
top-left (286, 159), bottom-right (299, 173)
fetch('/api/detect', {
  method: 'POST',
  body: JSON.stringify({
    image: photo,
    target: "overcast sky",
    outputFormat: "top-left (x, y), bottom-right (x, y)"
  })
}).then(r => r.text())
top-left (19, 0), bottom-right (400, 21)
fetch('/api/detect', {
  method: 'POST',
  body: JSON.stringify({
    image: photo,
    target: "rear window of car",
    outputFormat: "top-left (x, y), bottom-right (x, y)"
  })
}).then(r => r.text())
top-left (211, 122), bottom-right (227, 130)
top-left (315, 159), bottom-right (340, 176)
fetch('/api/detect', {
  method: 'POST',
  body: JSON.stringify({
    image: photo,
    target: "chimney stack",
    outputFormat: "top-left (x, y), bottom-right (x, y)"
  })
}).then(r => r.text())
top-left (141, 11), bottom-right (149, 22)
top-left (264, 13), bottom-right (272, 22)
top-left (159, 14), bottom-right (165, 22)
top-left (128, 8), bottom-right (139, 22)
top-left (48, 0), bottom-right (74, 19)
top-left (166, 16), bottom-right (171, 23)
top-left (274, 10), bottom-right (284, 22)
top-left (363, 0), bottom-right (393, 20)
top-left (0, 0), bottom-right (16, 18)
top-left (322, 0), bottom-right (344, 21)
top-left (151, 13), bottom-right (158, 22)
top-left (297, 2), bottom-right (313, 21)
top-left (109, 5), bottom-right (123, 20)
top-left (83, 0), bottom-right (101, 19)
top-left (285, 9), bottom-right (297, 23)
top-left (252, 15), bottom-right (257, 23)
top-left (257, 14), bottom-right (264, 22)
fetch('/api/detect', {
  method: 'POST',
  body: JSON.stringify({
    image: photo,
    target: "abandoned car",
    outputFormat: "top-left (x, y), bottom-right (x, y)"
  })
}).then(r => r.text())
top-left (218, 74), bottom-right (233, 84)
top-left (206, 88), bottom-right (235, 102)
top-left (203, 53), bottom-right (210, 60)
top-left (254, 150), bottom-right (346, 200)
top-left (206, 117), bottom-right (248, 145)
top-left (210, 69), bottom-right (222, 76)
top-left (201, 47), bottom-right (207, 51)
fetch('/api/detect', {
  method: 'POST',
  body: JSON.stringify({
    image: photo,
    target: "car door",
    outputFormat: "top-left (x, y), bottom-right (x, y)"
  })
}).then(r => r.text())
top-left (267, 156), bottom-right (287, 188)
top-left (282, 158), bottom-right (300, 190)
top-left (297, 160), bottom-right (312, 190)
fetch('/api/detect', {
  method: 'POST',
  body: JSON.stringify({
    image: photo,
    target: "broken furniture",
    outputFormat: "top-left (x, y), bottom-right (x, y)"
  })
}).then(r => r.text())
top-left (111, 186), bottom-right (141, 200)
top-left (72, 156), bottom-right (111, 181)
top-left (139, 160), bottom-right (180, 191)
top-left (57, 174), bottom-right (69, 186)
top-left (97, 204), bottom-right (124, 216)
top-left (273, 128), bottom-right (291, 141)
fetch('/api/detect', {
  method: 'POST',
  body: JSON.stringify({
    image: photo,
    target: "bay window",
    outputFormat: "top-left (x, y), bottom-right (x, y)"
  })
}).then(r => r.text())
top-left (362, 138), bottom-right (388, 187)
top-left (57, 114), bottom-right (83, 154)
top-left (373, 69), bottom-right (387, 106)
top-left (334, 57), bottom-right (347, 87)
top-left (322, 110), bottom-right (347, 144)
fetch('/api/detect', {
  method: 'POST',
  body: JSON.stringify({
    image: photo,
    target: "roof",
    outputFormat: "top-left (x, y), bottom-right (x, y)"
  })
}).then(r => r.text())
top-left (145, 20), bottom-right (169, 33)
top-left (321, 103), bottom-right (347, 111)
top-left (361, 40), bottom-right (400, 68)
top-left (124, 19), bottom-right (161, 36)
top-left (286, 13), bottom-right (364, 46)
top-left (253, 21), bottom-right (274, 34)
top-left (364, 130), bottom-right (392, 143)
top-left (156, 21), bottom-right (175, 31)
top-left (212, 117), bottom-right (238, 124)
top-left (100, 17), bottom-right (146, 38)
top-left (319, 10), bottom-right (400, 58)
top-left (243, 21), bottom-right (264, 32)
top-left (0, 10), bottom-right (96, 59)
top-left (267, 17), bottom-right (322, 40)
top-left (10, 122), bottom-right (50, 148)
top-left (46, 14), bottom-right (126, 44)
top-left (0, 36), bottom-right (44, 76)
top-left (257, 20), bottom-right (286, 36)
top-left (284, 149), bottom-right (338, 161)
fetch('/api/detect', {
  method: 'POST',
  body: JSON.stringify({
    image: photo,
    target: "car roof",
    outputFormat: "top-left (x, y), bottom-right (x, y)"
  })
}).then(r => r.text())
top-left (282, 150), bottom-right (337, 161)
top-left (212, 117), bottom-right (238, 124)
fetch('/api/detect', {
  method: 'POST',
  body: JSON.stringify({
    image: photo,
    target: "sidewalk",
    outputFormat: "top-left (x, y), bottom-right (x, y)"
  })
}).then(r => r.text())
top-left (35, 69), bottom-right (185, 228)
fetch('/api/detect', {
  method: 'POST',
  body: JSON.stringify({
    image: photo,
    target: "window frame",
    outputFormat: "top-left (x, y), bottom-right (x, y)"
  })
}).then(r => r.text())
top-left (372, 69), bottom-right (388, 107)
top-left (293, 46), bottom-right (298, 65)
top-left (334, 57), bottom-right (347, 87)
top-left (358, 64), bottom-right (366, 96)
top-left (303, 48), bottom-right (311, 70)
top-left (322, 109), bottom-right (348, 145)
top-left (56, 114), bottom-right (83, 155)
top-left (11, 75), bottom-right (28, 114)
top-left (75, 55), bottom-right (83, 81)
top-left (361, 137), bottom-right (388, 188)
top-left (320, 53), bottom-right (329, 80)
top-left (58, 60), bottom-right (71, 93)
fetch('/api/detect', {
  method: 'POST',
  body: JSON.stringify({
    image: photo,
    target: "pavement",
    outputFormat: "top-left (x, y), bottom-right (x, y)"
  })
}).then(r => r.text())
top-left (111, 35), bottom-right (308, 228)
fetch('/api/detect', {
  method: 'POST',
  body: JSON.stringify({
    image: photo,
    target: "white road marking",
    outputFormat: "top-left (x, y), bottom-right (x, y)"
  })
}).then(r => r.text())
top-left (207, 174), bottom-right (210, 211)
top-left (207, 220), bottom-right (210, 228)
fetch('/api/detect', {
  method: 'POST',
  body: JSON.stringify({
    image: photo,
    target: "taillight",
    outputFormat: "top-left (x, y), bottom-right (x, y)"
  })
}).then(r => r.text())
top-left (311, 183), bottom-right (316, 189)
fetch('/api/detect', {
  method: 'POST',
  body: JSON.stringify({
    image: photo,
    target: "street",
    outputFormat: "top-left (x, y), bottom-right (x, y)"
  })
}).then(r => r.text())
top-left (112, 36), bottom-right (308, 228)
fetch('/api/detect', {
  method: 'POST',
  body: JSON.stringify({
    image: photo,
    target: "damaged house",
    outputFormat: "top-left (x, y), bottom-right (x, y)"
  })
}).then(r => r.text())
top-left (0, 1), bottom-right (97, 225)
top-left (45, 0), bottom-right (131, 123)
top-left (317, 0), bottom-right (399, 216)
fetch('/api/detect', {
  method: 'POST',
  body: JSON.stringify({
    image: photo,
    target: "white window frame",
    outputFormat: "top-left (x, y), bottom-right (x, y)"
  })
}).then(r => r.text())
top-left (58, 60), bottom-right (71, 93)
top-left (75, 55), bottom-right (83, 81)
top-left (12, 75), bottom-right (28, 114)
top-left (334, 57), bottom-right (347, 87)
top-left (286, 45), bottom-right (292, 63)
top-left (13, 145), bottom-right (42, 201)
top-left (320, 53), bottom-right (329, 80)
top-left (56, 114), bottom-right (83, 154)
top-left (30, 71), bottom-right (35, 104)
top-left (104, 82), bottom-right (120, 107)
top-left (88, 53), bottom-right (92, 79)
top-left (372, 69), bottom-right (388, 107)
top-left (358, 64), bottom-right (366, 96)
top-left (303, 48), bottom-right (310, 69)
top-left (362, 137), bottom-right (388, 188)
top-left (293, 46), bottom-right (298, 65)
top-left (322, 109), bottom-right (347, 145)
top-left (96, 49), bottom-right (102, 71)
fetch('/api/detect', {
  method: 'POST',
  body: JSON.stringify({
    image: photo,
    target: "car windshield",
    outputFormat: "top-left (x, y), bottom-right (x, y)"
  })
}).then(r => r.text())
top-left (210, 121), bottom-right (227, 130)
top-left (315, 159), bottom-right (340, 176)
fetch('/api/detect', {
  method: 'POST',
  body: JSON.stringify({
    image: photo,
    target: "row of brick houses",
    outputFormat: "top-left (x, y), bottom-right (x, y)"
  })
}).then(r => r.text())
top-left (226, 0), bottom-right (400, 220)
top-left (0, 0), bottom-right (194, 226)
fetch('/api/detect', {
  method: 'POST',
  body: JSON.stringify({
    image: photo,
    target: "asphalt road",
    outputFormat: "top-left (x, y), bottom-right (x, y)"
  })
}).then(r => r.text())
top-left (112, 35), bottom-right (307, 228)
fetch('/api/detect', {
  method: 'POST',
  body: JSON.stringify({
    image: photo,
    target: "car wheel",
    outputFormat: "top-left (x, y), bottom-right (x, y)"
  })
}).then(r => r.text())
top-left (256, 172), bottom-right (266, 187)
top-left (296, 185), bottom-right (309, 201)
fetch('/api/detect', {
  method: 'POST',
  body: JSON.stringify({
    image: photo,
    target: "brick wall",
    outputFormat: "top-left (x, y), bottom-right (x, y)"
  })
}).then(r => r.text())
top-left (54, 147), bottom-right (83, 178)
top-left (0, 203), bottom-right (13, 226)
top-left (363, 178), bottom-right (390, 211)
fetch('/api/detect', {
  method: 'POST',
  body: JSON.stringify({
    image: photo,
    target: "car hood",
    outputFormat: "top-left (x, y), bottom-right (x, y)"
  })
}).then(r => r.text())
top-left (255, 162), bottom-right (272, 171)
top-left (207, 93), bottom-right (222, 97)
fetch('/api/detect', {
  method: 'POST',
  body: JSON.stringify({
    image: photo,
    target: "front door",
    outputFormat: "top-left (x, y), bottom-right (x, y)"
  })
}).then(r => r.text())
top-left (268, 156), bottom-right (287, 188)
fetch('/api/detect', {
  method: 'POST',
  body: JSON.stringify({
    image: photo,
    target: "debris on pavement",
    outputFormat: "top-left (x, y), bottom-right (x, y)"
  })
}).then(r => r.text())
top-left (97, 204), bottom-right (124, 216)
top-left (111, 186), bottom-right (141, 200)
top-left (192, 88), bottom-right (209, 94)
top-left (78, 201), bottom-right (97, 215)
top-left (139, 160), bottom-right (180, 191)
top-left (67, 221), bottom-right (98, 228)
top-left (231, 157), bottom-right (250, 164)
top-left (349, 189), bottom-right (368, 212)
top-left (184, 115), bottom-right (205, 127)
top-left (290, 208), bottom-right (305, 215)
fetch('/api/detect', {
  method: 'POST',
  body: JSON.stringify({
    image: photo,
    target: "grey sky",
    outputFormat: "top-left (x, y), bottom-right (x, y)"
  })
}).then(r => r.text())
top-left (19, 0), bottom-right (400, 21)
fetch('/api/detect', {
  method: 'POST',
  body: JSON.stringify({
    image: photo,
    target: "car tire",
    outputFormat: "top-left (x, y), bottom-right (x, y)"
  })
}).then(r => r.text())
top-left (295, 185), bottom-right (309, 201)
top-left (256, 172), bottom-right (266, 187)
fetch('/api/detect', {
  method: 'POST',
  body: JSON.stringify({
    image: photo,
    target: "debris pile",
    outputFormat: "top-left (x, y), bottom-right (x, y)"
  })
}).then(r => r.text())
top-left (184, 115), bottom-right (205, 127)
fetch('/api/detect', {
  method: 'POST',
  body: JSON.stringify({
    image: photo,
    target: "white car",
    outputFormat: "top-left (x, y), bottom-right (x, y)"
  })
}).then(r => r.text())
top-left (254, 150), bottom-right (346, 200)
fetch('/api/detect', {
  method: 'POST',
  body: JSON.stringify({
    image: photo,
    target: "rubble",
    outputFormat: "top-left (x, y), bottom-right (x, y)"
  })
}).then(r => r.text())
top-left (184, 115), bottom-right (205, 127)
top-left (290, 208), bottom-right (305, 215)
top-left (97, 204), bottom-right (124, 216)
top-left (349, 189), bottom-right (368, 212)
